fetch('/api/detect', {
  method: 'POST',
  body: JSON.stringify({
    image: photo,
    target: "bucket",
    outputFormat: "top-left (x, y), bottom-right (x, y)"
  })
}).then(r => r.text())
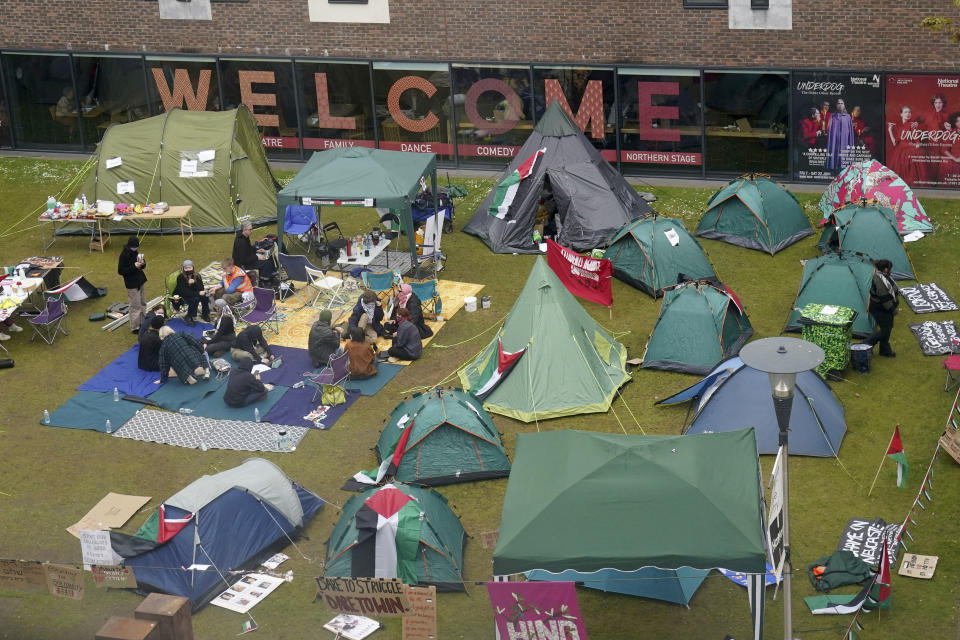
top-left (481, 295), bottom-right (491, 309)
top-left (850, 343), bottom-right (873, 374)
top-left (464, 296), bottom-right (477, 312)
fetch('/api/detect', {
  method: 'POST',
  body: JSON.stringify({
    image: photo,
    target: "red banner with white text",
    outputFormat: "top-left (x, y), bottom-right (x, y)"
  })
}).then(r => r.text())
top-left (546, 239), bottom-right (613, 307)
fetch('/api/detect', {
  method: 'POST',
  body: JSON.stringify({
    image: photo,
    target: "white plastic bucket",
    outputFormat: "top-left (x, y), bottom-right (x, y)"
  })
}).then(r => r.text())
top-left (464, 296), bottom-right (477, 312)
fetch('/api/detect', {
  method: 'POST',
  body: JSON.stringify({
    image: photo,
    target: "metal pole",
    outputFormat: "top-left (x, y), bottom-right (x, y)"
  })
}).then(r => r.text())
top-left (773, 395), bottom-right (793, 640)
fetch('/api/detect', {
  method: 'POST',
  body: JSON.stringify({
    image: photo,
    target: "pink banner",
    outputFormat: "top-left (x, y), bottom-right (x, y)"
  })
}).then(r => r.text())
top-left (546, 239), bottom-right (613, 307)
top-left (487, 581), bottom-right (588, 640)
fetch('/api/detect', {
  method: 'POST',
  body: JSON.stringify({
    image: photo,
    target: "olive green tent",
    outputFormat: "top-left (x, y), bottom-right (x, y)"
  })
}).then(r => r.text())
top-left (816, 203), bottom-right (916, 280)
top-left (458, 257), bottom-right (629, 422)
top-left (603, 216), bottom-right (717, 297)
top-left (80, 106), bottom-right (278, 232)
top-left (697, 174), bottom-right (813, 255)
top-left (493, 429), bottom-right (767, 638)
top-left (785, 251), bottom-right (877, 337)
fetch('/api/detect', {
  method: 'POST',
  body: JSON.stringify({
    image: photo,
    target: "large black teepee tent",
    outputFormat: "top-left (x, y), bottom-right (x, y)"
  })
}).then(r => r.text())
top-left (464, 102), bottom-right (651, 254)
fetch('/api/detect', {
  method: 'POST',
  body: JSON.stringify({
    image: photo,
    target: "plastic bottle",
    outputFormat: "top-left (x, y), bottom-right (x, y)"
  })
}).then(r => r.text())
top-left (199, 440), bottom-right (208, 452)
top-left (81, 193), bottom-right (87, 209)
top-left (179, 407), bottom-right (194, 415)
top-left (113, 387), bottom-right (120, 402)
top-left (43, 409), bottom-right (50, 425)
top-left (46, 196), bottom-right (56, 212)
top-left (254, 407), bottom-right (261, 423)
top-left (105, 419), bottom-right (113, 434)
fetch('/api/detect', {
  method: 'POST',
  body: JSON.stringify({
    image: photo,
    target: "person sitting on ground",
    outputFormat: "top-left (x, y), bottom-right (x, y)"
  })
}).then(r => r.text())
top-left (231, 324), bottom-right (275, 364)
top-left (223, 357), bottom-right (274, 408)
top-left (138, 304), bottom-right (165, 341)
top-left (138, 314), bottom-right (165, 372)
top-left (382, 308), bottom-right (422, 362)
top-left (207, 257), bottom-right (252, 307)
top-left (345, 325), bottom-right (378, 380)
top-left (172, 259), bottom-right (210, 326)
top-left (348, 289), bottom-right (385, 344)
top-left (158, 326), bottom-right (209, 384)
top-left (308, 309), bottom-right (343, 368)
top-left (0, 317), bottom-right (24, 342)
top-left (383, 283), bottom-right (433, 340)
top-left (203, 299), bottom-right (236, 356)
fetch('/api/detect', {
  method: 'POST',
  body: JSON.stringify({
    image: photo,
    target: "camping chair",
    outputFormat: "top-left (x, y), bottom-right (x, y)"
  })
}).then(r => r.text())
top-left (283, 205), bottom-right (319, 256)
top-left (307, 350), bottom-right (351, 402)
top-left (316, 221), bottom-right (347, 269)
top-left (361, 270), bottom-right (403, 312)
top-left (413, 208), bottom-right (445, 279)
top-left (163, 270), bottom-right (188, 320)
top-left (407, 279), bottom-right (442, 320)
top-left (241, 287), bottom-right (280, 335)
top-left (944, 338), bottom-right (960, 392)
top-left (304, 265), bottom-right (346, 309)
top-left (28, 297), bottom-right (68, 345)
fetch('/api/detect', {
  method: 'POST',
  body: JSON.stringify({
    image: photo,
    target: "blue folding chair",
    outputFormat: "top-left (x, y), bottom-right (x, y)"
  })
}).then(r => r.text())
top-left (283, 205), bottom-right (318, 255)
top-left (407, 279), bottom-right (442, 320)
top-left (361, 270), bottom-right (403, 309)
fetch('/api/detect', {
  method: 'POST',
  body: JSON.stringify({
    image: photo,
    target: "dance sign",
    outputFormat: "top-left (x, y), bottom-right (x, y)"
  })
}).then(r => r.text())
top-left (545, 239), bottom-right (613, 307)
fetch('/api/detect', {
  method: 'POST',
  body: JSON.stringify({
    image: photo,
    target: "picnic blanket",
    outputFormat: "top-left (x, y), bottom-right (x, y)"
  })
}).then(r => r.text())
top-left (147, 374), bottom-right (229, 413)
top-left (258, 346), bottom-right (317, 387)
top-left (262, 386), bottom-right (358, 430)
top-left (191, 384), bottom-right (288, 422)
top-left (45, 391), bottom-right (143, 432)
top-left (78, 346), bottom-right (163, 397)
top-left (115, 408), bottom-right (308, 452)
top-left (345, 363), bottom-right (403, 395)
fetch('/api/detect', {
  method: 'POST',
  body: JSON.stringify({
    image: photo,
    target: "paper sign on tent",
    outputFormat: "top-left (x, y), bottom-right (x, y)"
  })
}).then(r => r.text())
top-left (105, 157), bottom-right (122, 169)
top-left (67, 492), bottom-right (151, 538)
top-left (197, 149), bottom-right (216, 163)
top-left (117, 181), bottom-right (135, 195)
top-left (663, 228), bottom-right (680, 246)
top-left (180, 159), bottom-right (198, 174)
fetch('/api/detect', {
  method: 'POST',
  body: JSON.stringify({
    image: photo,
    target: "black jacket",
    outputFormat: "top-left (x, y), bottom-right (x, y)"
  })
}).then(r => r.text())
top-left (348, 299), bottom-right (385, 336)
top-left (233, 325), bottom-right (273, 360)
top-left (390, 293), bottom-right (433, 339)
top-left (308, 321), bottom-right (341, 367)
top-left (174, 272), bottom-right (205, 299)
top-left (223, 359), bottom-right (266, 407)
top-left (206, 314), bottom-right (235, 344)
top-left (117, 247), bottom-right (147, 289)
top-left (233, 233), bottom-right (259, 271)
top-left (138, 329), bottom-right (162, 371)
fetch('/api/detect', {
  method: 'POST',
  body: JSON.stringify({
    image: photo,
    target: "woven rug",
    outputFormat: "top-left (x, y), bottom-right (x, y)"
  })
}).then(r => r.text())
top-left (115, 408), bottom-right (308, 452)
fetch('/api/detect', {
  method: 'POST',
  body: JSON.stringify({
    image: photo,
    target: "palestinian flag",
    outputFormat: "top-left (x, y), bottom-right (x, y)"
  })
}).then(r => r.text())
top-left (44, 275), bottom-right (105, 302)
top-left (352, 485), bottom-right (422, 584)
top-left (805, 581), bottom-right (871, 615)
top-left (110, 505), bottom-right (194, 558)
top-left (865, 538), bottom-right (892, 611)
top-left (471, 338), bottom-right (528, 401)
top-left (886, 426), bottom-right (909, 488)
top-left (348, 415), bottom-right (417, 489)
top-left (488, 147), bottom-right (546, 219)
top-left (724, 284), bottom-right (744, 315)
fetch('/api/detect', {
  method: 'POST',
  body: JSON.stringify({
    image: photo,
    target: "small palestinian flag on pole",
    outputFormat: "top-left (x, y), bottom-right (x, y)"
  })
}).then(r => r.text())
top-left (471, 338), bottom-right (528, 401)
top-left (489, 147), bottom-right (546, 219)
top-left (110, 505), bottom-right (194, 557)
top-left (886, 426), bottom-right (909, 488)
top-left (865, 537), bottom-right (892, 611)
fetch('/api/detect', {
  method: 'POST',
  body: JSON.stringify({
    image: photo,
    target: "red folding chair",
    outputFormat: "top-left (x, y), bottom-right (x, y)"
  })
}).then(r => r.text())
top-left (944, 354), bottom-right (960, 392)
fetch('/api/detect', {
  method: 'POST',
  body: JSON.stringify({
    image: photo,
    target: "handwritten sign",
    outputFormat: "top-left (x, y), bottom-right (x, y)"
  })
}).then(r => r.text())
top-left (835, 517), bottom-right (901, 566)
top-left (0, 560), bottom-right (47, 592)
top-left (487, 581), bottom-right (588, 640)
top-left (91, 565), bottom-right (138, 589)
top-left (545, 239), bottom-right (613, 306)
top-left (898, 554), bottom-right (938, 579)
top-left (908, 320), bottom-right (959, 356)
top-left (900, 283), bottom-right (959, 314)
top-left (44, 563), bottom-right (84, 600)
top-left (79, 530), bottom-right (123, 569)
top-left (402, 585), bottom-right (437, 640)
top-left (117, 181), bottom-right (135, 195)
top-left (315, 577), bottom-right (411, 617)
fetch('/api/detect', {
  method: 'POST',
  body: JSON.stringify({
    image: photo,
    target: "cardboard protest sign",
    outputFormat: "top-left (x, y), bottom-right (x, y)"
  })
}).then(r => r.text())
top-left (835, 517), bottom-right (901, 566)
top-left (0, 559), bottom-right (47, 592)
top-left (402, 585), bottom-right (437, 640)
top-left (44, 563), bottom-right (84, 600)
top-left (908, 320), bottom-right (958, 356)
top-left (487, 581), bottom-right (588, 640)
top-left (900, 283), bottom-right (959, 314)
top-left (898, 554), bottom-right (938, 579)
top-left (67, 493), bottom-right (151, 538)
top-left (91, 565), bottom-right (138, 589)
top-left (315, 577), bottom-right (411, 618)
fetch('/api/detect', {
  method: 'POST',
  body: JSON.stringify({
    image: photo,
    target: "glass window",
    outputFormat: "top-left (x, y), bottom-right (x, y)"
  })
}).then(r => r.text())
top-left (220, 58), bottom-right (300, 158)
top-left (0, 64), bottom-right (10, 148)
top-left (618, 68), bottom-right (702, 175)
top-left (145, 56), bottom-right (219, 114)
top-left (73, 55), bottom-right (149, 151)
top-left (2, 52), bottom-right (81, 149)
top-left (683, 0), bottom-right (727, 7)
top-left (451, 64), bottom-right (531, 166)
top-left (296, 60), bottom-right (374, 152)
top-left (533, 66), bottom-right (616, 162)
top-left (372, 62), bottom-right (452, 161)
top-left (703, 70), bottom-right (788, 175)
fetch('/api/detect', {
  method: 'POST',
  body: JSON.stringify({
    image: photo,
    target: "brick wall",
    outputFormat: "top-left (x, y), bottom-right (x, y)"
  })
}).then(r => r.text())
top-left (1, 0), bottom-right (958, 71)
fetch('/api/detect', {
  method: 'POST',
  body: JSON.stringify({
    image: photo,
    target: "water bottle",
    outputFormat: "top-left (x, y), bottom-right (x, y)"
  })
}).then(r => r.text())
top-left (178, 407), bottom-right (194, 415)
top-left (46, 195), bottom-right (56, 212)
top-left (254, 407), bottom-right (260, 423)
top-left (81, 193), bottom-right (87, 209)
top-left (43, 409), bottom-right (50, 425)
top-left (105, 419), bottom-right (113, 434)
top-left (199, 440), bottom-right (208, 452)
top-left (113, 387), bottom-right (120, 402)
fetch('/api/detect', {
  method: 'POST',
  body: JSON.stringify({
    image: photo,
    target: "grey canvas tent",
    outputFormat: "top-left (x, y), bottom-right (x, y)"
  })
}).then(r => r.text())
top-left (464, 102), bottom-right (651, 253)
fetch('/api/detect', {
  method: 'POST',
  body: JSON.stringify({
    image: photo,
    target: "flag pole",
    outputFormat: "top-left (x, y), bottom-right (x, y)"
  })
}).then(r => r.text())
top-left (868, 423), bottom-right (899, 496)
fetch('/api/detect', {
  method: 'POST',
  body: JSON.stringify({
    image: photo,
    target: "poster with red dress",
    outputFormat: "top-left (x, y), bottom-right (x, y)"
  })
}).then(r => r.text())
top-left (886, 74), bottom-right (960, 188)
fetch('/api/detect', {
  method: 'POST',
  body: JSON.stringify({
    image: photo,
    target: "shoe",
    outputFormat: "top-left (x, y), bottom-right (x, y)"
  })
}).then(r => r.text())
top-left (184, 317), bottom-right (197, 327)
top-left (7, 323), bottom-right (22, 333)
top-left (201, 314), bottom-right (211, 322)
top-left (131, 327), bottom-right (140, 334)
top-left (0, 332), bottom-right (9, 341)
top-left (376, 352), bottom-right (389, 362)
top-left (880, 350), bottom-right (896, 358)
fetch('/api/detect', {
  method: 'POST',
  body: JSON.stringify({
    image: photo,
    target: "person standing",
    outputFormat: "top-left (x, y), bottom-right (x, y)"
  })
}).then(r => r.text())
top-left (868, 259), bottom-right (899, 358)
top-left (826, 99), bottom-right (856, 173)
top-left (118, 236), bottom-right (147, 334)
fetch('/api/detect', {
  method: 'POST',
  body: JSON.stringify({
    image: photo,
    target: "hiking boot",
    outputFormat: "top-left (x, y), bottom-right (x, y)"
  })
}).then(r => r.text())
top-left (7, 323), bottom-right (22, 333)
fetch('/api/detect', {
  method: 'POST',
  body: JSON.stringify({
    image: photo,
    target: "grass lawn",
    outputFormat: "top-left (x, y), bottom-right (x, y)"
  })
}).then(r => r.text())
top-left (0, 156), bottom-right (958, 639)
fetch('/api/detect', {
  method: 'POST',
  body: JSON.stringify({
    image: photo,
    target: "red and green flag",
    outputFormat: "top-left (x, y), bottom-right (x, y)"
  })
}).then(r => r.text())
top-left (471, 338), bottom-right (528, 401)
top-left (886, 426), bottom-right (908, 488)
top-left (489, 147), bottom-right (546, 219)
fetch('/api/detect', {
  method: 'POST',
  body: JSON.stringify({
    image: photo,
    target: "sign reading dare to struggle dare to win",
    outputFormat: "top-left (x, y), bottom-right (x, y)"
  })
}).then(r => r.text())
top-left (315, 577), bottom-right (411, 618)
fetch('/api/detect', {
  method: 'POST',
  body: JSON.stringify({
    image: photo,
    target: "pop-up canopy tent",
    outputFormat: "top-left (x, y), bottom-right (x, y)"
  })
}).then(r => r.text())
top-left (658, 356), bottom-right (847, 456)
top-left (276, 148), bottom-right (439, 267)
top-left (785, 251), bottom-right (876, 337)
top-left (604, 216), bottom-right (717, 297)
top-left (79, 106), bottom-right (278, 231)
top-left (493, 429), bottom-right (768, 638)
top-left (696, 174), bottom-right (813, 254)
top-left (111, 459), bottom-right (323, 610)
top-left (817, 203), bottom-right (916, 280)
top-left (458, 257), bottom-right (629, 422)
top-left (642, 281), bottom-right (753, 375)
top-left (464, 101), bottom-right (651, 254)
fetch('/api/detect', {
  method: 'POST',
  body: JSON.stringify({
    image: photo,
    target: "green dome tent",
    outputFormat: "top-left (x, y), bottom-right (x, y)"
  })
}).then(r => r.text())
top-left (642, 282), bottom-right (753, 375)
top-left (603, 216), bottom-right (717, 297)
top-left (696, 174), bottom-right (813, 254)
top-left (785, 252), bottom-right (877, 338)
top-left (325, 483), bottom-right (466, 592)
top-left (816, 203), bottom-right (916, 280)
top-left (458, 257), bottom-right (629, 422)
top-left (351, 388), bottom-right (510, 487)
top-left (80, 106), bottom-right (278, 232)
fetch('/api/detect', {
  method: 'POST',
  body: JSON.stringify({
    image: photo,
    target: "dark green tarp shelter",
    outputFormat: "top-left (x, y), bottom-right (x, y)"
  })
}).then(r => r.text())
top-left (816, 203), bottom-right (915, 280)
top-left (785, 252), bottom-right (877, 338)
top-left (697, 174), bottom-right (813, 254)
top-left (80, 106), bottom-right (278, 231)
top-left (276, 147), bottom-right (438, 265)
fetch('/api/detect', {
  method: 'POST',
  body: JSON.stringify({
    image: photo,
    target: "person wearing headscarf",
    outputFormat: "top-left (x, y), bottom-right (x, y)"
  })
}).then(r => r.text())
top-left (345, 325), bottom-right (378, 379)
top-left (383, 308), bottom-right (422, 361)
top-left (308, 309), bottom-right (342, 368)
top-left (117, 236), bottom-right (147, 334)
top-left (137, 314), bottom-right (166, 372)
top-left (223, 357), bottom-right (274, 408)
top-left (348, 289), bottom-right (385, 344)
top-left (231, 325), bottom-right (275, 364)
top-left (204, 298), bottom-right (236, 356)
top-left (172, 259), bottom-right (209, 326)
top-left (384, 283), bottom-right (433, 339)
top-left (158, 326), bottom-right (209, 384)
top-left (868, 258), bottom-right (900, 358)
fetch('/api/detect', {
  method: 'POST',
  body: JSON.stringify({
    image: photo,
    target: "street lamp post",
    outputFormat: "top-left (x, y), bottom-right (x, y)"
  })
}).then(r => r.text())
top-left (740, 337), bottom-right (824, 640)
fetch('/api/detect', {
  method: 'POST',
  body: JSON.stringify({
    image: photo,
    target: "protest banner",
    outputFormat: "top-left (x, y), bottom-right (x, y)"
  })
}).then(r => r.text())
top-left (315, 577), bottom-right (411, 618)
